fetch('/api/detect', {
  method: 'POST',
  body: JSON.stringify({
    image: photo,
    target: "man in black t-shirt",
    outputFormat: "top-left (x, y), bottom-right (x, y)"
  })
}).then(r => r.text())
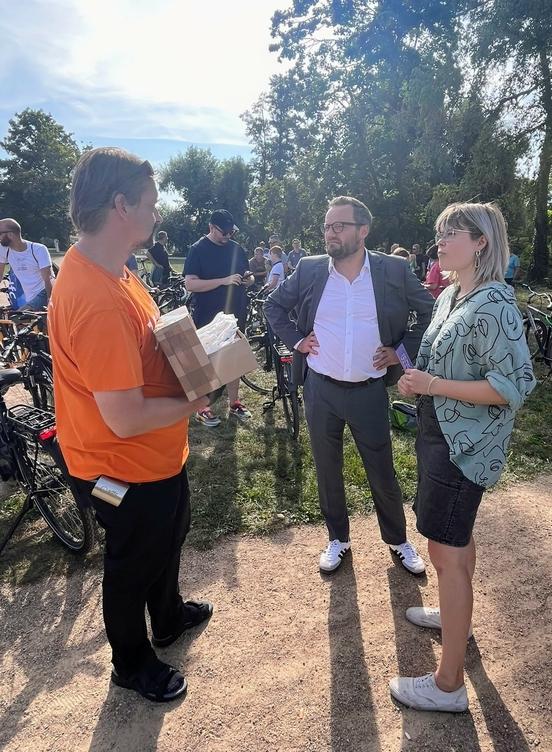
top-left (147, 231), bottom-right (173, 286)
top-left (185, 209), bottom-right (254, 427)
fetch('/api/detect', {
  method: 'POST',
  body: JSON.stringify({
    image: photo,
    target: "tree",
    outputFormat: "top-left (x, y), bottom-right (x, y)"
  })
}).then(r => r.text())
top-left (0, 109), bottom-right (81, 248)
top-left (467, 0), bottom-right (552, 279)
top-left (241, 0), bottom-right (537, 255)
top-left (159, 148), bottom-right (251, 248)
top-left (159, 147), bottom-right (219, 230)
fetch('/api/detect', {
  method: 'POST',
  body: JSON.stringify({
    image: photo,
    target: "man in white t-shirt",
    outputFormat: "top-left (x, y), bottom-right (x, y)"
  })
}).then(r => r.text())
top-left (0, 218), bottom-right (54, 309)
top-left (266, 246), bottom-right (285, 291)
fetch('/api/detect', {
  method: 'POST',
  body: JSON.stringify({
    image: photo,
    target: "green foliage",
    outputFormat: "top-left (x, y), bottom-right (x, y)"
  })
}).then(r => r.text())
top-left (0, 109), bottom-right (81, 248)
top-left (159, 148), bottom-right (251, 249)
top-left (239, 0), bottom-right (549, 258)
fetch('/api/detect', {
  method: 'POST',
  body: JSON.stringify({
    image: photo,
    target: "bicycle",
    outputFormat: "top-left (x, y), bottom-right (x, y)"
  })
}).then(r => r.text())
top-left (522, 284), bottom-right (552, 378)
top-left (241, 290), bottom-right (272, 395)
top-left (152, 275), bottom-right (192, 315)
top-left (262, 333), bottom-right (301, 440)
top-left (0, 368), bottom-right (95, 555)
top-left (137, 257), bottom-right (153, 287)
top-left (0, 310), bottom-right (54, 410)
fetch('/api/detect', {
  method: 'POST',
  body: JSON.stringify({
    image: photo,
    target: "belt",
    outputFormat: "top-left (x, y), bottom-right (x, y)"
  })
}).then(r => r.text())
top-left (318, 373), bottom-right (383, 388)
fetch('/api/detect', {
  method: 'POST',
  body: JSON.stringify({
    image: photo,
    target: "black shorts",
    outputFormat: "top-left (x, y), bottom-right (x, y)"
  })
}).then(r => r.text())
top-left (413, 396), bottom-right (485, 547)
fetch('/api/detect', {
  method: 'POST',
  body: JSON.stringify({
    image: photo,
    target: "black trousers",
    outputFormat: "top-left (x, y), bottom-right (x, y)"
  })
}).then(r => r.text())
top-left (303, 370), bottom-right (407, 545)
top-left (72, 466), bottom-right (191, 677)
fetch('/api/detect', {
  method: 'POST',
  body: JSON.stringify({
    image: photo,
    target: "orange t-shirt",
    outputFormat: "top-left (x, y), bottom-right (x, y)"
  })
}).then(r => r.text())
top-left (48, 246), bottom-right (189, 482)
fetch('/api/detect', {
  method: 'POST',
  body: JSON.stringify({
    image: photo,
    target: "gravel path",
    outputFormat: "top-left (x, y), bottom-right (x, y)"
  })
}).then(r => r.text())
top-left (1, 476), bottom-right (551, 752)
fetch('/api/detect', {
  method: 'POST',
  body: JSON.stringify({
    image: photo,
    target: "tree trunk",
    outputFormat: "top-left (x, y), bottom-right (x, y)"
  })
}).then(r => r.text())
top-left (528, 51), bottom-right (552, 281)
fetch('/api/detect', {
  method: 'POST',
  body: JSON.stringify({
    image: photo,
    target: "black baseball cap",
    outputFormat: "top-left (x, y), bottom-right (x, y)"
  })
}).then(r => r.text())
top-left (210, 209), bottom-right (235, 233)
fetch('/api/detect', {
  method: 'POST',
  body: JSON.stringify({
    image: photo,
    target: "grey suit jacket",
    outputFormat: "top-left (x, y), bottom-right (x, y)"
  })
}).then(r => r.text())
top-left (264, 251), bottom-right (434, 387)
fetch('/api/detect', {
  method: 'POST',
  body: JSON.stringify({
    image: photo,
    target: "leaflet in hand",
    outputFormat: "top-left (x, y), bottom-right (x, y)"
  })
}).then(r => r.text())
top-left (395, 343), bottom-right (413, 370)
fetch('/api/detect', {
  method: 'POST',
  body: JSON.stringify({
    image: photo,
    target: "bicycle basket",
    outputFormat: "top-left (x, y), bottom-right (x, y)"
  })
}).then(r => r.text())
top-left (389, 400), bottom-right (417, 433)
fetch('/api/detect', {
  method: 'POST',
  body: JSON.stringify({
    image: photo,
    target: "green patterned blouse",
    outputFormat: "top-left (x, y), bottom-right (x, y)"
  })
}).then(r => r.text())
top-left (416, 282), bottom-right (536, 487)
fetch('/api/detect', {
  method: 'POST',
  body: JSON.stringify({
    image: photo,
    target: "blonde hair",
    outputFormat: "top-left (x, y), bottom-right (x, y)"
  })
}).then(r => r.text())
top-left (70, 147), bottom-right (154, 234)
top-left (435, 202), bottom-right (509, 285)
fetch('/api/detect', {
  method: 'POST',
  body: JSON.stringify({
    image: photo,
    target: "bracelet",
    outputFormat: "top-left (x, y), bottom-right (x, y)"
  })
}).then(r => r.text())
top-left (427, 376), bottom-right (441, 396)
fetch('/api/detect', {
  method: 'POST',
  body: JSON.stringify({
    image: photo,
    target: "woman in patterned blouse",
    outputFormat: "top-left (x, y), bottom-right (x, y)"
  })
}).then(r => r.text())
top-left (389, 202), bottom-right (535, 713)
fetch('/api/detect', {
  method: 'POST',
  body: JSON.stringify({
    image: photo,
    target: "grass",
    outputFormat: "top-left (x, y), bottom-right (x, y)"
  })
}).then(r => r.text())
top-left (1, 368), bottom-right (550, 578)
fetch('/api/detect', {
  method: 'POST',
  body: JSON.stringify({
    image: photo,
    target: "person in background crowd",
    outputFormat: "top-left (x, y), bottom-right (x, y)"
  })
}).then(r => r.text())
top-left (392, 247), bottom-right (410, 259)
top-left (249, 246), bottom-right (268, 288)
top-left (391, 201), bottom-right (535, 713)
top-left (185, 209), bottom-right (254, 427)
top-left (49, 147), bottom-right (213, 704)
top-left (423, 245), bottom-right (449, 299)
top-left (408, 250), bottom-right (418, 276)
top-left (390, 243), bottom-right (400, 253)
top-left (0, 218), bottom-right (54, 309)
top-left (269, 233), bottom-right (288, 274)
top-left (288, 238), bottom-right (307, 272)
top-left (147, 230), bottom-right (174, 287)
top-left (413, 243), bottom-right (426, 280)
top-left (266, 246), bottom-right (285, 291)
top-left (504, 249), bottom-right (520, 287)
top-left (265, 195), bottom-right (434, 576)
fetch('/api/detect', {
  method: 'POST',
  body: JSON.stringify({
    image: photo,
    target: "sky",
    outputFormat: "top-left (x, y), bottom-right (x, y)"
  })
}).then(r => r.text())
top-left (0, 0), bottom-right (290, 163)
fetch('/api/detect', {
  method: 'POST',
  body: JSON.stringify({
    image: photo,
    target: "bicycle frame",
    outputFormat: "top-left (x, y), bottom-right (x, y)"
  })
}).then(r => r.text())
top-left (522, 284), bottom-right (552, 375)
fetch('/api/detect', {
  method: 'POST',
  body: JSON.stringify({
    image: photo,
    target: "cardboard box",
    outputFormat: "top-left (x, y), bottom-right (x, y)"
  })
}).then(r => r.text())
top-left (154, 306), bottom-right (259, 400)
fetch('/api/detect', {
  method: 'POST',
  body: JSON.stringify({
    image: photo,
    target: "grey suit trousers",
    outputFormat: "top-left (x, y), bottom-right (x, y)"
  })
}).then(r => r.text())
top-left (303, 369), bottom-right (407, 544)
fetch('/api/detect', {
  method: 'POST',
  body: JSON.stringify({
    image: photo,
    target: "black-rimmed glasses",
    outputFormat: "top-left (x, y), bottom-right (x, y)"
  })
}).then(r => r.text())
top-left (321, 222), bottom-right (364, 234)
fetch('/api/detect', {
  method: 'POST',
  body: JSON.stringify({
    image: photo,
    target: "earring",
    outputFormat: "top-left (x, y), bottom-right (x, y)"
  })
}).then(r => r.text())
top-left (474, 249), bottom-right (481, 269)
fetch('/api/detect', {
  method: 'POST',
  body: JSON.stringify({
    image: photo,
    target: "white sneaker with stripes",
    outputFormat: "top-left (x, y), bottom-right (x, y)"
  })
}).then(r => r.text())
top-left (319, 539), bottom-right (351, 573)
top-left (389, 540), bottom-right (426, 574)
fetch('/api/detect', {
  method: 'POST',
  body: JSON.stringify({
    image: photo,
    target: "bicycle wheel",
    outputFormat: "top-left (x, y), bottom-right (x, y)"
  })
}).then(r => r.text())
top-left (241, 334), bottom-right (272, 394)
top-left (17, 435), bottom-right (95, 553)
top-left (525, 317), bottom-right (548, 361)
top-left (279, 362), bottom-right (300, 440)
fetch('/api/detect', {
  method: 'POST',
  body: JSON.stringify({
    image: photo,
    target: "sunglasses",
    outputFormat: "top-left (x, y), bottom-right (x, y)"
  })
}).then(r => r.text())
top-left (214, 225), bottom-right (235, 237)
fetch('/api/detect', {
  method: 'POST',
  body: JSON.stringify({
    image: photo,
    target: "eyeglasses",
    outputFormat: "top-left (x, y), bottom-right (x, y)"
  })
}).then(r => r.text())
top-left (321, 222), bottom-right (364, 234)
top-left (435, 229), bottom-right (473, 244)
top-left (214, 225), bottom-right (235, 237)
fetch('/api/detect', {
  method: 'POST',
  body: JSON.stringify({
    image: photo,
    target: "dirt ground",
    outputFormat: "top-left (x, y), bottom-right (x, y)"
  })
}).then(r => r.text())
top-left (0, 476), bottom-right (551, 752)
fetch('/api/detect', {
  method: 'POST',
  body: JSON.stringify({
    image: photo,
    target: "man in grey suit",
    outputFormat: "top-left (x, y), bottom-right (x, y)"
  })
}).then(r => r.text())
top-left (264, 196), bottom-right (434, 574)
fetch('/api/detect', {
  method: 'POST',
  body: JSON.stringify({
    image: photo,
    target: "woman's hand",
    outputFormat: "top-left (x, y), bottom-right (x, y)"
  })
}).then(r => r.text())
top-left (400, 368), bottom-right (435, 396)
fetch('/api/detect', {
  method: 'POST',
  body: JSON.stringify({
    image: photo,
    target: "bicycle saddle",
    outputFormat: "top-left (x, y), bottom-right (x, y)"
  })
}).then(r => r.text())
top-left (0, 368), bottom-right (23, 387)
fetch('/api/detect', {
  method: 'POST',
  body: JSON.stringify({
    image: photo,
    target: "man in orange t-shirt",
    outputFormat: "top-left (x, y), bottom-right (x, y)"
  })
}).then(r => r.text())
top-left (49, 147), bottom-right (213, 703)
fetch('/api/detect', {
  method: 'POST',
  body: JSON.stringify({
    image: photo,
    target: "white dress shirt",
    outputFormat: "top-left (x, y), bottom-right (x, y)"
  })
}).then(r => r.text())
top-left (307, 253), bottom-right (385, 381)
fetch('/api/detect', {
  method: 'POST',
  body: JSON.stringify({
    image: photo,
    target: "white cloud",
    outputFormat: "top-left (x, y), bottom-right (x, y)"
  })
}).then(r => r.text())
top-left (0, 0), bottom-right (289, 145)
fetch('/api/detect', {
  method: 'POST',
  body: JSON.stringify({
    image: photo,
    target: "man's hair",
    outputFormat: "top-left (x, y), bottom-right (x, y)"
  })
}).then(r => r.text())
top-left (435, 201), bottom-right (509, 286)
top-left (270, 245), bottom-right (283, 259)
top-left (254, 246), bottom-right (264, 254)
top-left (0, 218), bottom-right (22, 236)
top-left (70, 147), bottom-right (155, 234)
top-left (156, 231), bottom-right (168, 241)
top-left (392, 247), bottom-right (410, 259)
top-left (328, 196), bottom-right (373, 227)
top-left (292, 238), bottom-right (300, 245)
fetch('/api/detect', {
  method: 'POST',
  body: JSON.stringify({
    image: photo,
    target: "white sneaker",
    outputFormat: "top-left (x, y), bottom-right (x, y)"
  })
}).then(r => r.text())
top-left (319, 539), bottom-right (351, 573)
top-left (406, 607), bottom-right (473, 639)
top-left (389, 672), bottom-right (468, 712)
top-left (389, 540), bottom-right (426, 574)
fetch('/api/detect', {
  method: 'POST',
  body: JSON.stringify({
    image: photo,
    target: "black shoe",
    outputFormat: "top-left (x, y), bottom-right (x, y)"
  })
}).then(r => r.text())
top-left (152, 599), bottom-right (214, 648)
top-left (111, 660), bottom-right (187, 703)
